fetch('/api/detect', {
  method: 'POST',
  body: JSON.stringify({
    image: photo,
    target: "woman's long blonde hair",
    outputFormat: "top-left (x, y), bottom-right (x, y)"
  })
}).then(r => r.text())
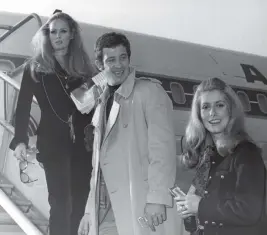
top-left (28, 12), bottom-right (95, 82)
top-left (182, 77), bottom-right (251, 168)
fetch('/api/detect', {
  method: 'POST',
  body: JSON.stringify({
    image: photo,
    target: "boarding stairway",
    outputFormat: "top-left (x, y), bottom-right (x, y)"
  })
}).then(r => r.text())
top-left (0, 173), bottom-right (49, 235)
top-left (0, 13), bottom-right (49, 235)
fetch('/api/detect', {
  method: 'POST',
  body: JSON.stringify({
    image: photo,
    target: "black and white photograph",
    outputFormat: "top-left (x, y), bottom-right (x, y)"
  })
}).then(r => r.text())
top-left (0, 1), bottom-right (267, 235)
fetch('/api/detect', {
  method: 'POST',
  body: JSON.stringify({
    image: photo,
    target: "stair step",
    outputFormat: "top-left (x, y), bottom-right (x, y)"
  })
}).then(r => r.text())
top-left (0, 232), bottom-right (25, 235)
top-left (0, 184), bottom-right (13, 189)
top-left (0, 224), bottom-right (24, 232)
top-left (25, 206), bottom-right (48, 224)
top-left (12, 199), bottom-right (32, 214)
top-left (0, 175), bottom-right (49, 234)
top-left (0, 184), bottom-right (14, 196)
top-left (0, 212), bottom-right (48, 233)
top-left (0, 206), bottom-right (49, 233)
top-left (0, 181), bottom-right (32, 213)
top-left (0, 187), bottom-right (32, 213)
top-left (3, 192), bottom-right (32, 214)
top-left (0, 199), bottom-right (32, 215)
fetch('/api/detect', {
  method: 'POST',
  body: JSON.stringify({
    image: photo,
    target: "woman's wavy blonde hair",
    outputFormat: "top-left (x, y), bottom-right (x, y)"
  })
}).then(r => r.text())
top-left (27, 12), bottom-right (95, 82)
top-left (182, 77), bottom-right (252, 168)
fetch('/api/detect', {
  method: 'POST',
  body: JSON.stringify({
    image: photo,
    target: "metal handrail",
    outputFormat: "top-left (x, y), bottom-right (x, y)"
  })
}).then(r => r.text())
top-left (7, 63), bottom-right (26, 78)
top-left (0, 13), bottom-right (42, 43)
top-left (0, 73), bottom-right (44, 234)
top-left (0, 81), bottom-right (44, 234)
top-left (0, 119), bottom-right (14, 135)
top-left (0, 13), bottom-right (45, 234)
top-left (0, 189), bottom-right (44, 235)
top-left (0, 71), bottom-right (38, 104)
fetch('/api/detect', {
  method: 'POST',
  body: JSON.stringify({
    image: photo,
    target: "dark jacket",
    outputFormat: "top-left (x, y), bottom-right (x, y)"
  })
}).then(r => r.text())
top-left (9, 63), bottom-right (94, 163)
top-left (196, 141), bottom-right (266, 235)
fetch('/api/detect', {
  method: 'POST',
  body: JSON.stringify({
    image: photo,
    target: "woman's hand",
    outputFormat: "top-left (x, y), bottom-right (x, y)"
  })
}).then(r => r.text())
top-left (14, 143), bottom-right (27, 160)
top-left (175, 194), bottom-right (201, 219)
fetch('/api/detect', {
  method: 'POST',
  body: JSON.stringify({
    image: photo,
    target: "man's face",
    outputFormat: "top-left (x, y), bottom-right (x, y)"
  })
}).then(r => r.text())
top-left (99, 45), bottom-right (130, 86)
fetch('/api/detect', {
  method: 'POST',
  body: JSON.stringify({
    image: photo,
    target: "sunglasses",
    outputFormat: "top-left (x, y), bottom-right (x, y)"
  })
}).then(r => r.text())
top-left (18, 146), bottom-right (42, 184)
top-left (19, 159), bottom-right (38, 184)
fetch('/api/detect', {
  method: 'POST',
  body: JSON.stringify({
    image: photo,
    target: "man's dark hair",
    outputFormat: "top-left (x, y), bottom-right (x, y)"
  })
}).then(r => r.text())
top-left (94, 32), bottom-right (131, 64)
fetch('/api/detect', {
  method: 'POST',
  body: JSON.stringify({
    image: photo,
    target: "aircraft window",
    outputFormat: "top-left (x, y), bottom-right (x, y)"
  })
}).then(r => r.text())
top-left (175, 135), bottom-right (186, 155)
top-left (180, 135), bottom-right (186, 154)
top-left (257, 94), bottom-right (267, 114)
top-left (170, 82), bottom-right (186, 104)
top-left (236, 91), bottom-right (251, 112)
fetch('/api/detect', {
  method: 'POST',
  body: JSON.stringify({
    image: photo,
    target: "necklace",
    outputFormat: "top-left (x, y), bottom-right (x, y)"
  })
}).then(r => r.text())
top-left (54, 69), bottom-right (69, 88)
top-left (41, 75), bottom-right (75, 142)
top-left (54, 71), bottom-right (71, 91)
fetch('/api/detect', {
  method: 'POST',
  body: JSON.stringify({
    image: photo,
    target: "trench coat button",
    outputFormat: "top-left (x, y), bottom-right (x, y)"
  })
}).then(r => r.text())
top-left (221, 175), bottom-right (224, 179)
top-left (204, 190), bottom-right (208, 195)
top-left (212, 221), bottom-right (216, 225)
top-left (123, 124), bottom-right (128, 128)
top-left (219, 223), bottom-right (223, 227)
top-left (209, 176), bottom-right (212, 179)
top-left (212, 161), bottom-right (216, 164)
top-left (204, 221), bottom-right (208, 224)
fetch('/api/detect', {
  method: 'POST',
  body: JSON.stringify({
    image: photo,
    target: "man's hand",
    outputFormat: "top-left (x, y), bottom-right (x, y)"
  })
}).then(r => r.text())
top-left (144, 203), bottom-right (166, 232)
top-left (78, 214), bottom-right (90, 235)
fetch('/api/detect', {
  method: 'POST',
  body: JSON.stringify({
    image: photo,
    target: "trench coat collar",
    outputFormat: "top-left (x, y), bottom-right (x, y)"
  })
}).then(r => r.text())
top-left (114, 67), bottom-right (136, 100)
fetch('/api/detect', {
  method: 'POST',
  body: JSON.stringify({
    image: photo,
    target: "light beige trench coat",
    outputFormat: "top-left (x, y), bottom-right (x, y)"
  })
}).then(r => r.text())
top-left (84, 70), bottom-right (183, 235)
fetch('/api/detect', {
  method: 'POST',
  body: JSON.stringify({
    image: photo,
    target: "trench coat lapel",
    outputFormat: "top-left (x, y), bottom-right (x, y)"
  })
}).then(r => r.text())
top-left (101, 69), bottom-right (136, 144)
top-left (102, 101), bottom-right (120, 144)
top-left (92, 84), bottom-right (121, 145)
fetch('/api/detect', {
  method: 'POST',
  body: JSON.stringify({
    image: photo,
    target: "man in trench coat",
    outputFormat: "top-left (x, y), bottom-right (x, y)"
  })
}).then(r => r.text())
top-left (78, 32), bottom-right (182, 235)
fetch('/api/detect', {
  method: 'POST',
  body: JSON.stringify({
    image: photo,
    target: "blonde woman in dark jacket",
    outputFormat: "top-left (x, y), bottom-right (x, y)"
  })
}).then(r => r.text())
top-left (10, 11), bottom-right (95, 235)
top-left (176, 77), bottom-right (266, 235)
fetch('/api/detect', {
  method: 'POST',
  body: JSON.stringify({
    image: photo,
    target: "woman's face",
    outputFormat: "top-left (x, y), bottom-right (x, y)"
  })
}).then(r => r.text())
top-left (49, 18), bottom-right (72, 52)
top-left (200, 90), bottom-right (230, 135)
